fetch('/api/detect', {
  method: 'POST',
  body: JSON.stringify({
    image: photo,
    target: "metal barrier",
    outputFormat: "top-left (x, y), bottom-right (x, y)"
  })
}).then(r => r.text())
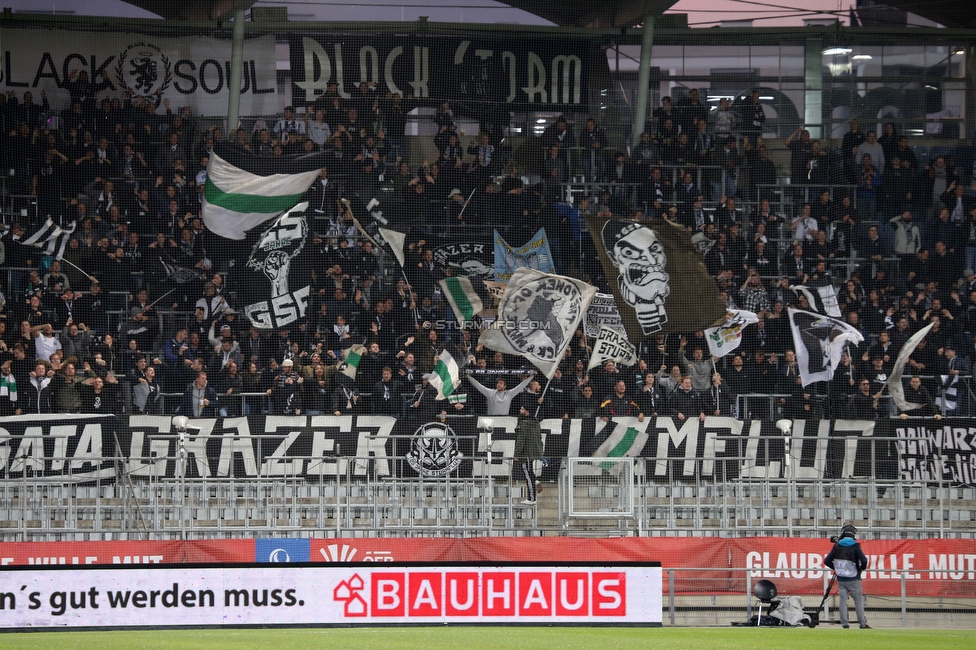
top-left (3, 452), bottom-right (975, 542)
top-left (558, 457), bottom-right (642, 534)
top-left (0, 452), bottom-right (540, 541)
top-left (662, 567), bottom-right (976, 628)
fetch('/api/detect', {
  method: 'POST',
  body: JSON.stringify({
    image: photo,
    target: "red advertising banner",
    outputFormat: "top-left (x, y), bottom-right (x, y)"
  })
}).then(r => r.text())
top-left (308, 537), bottom-right (728, 566)
top-left (0, 540), bottom-right (253, 567)
top-left (2, 537), bottom-right (973, 599)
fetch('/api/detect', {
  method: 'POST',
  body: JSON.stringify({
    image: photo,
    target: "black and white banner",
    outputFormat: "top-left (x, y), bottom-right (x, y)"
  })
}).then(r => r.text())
top-left (588, 326), bottom-right (638, 370)
top-left (290, 34), bottom-right (590, 107)
top-left (431, 239), bottom-right (494, 280)
top-left (887, 418), bottom-right (976, 486)
top-left (583, 293), bottom-right (624, 339)
top-left (0, 414), bottom-right (941, 485)
top-left (0, 29), bottom-right (278, 116)
top-left (788, 308), bottom-right (864, 387)
top-left (0, 415), bottom-right (118, 483)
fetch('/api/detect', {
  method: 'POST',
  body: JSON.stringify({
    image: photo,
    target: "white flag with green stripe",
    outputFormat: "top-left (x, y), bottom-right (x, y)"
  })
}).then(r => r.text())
top-left (202, 150), bottom-right (321, 240)
top-left (341, 344), bottom-right (366, 380)
top-left (441, 277), bottom-right (485, 324)
top-left (592, 420), bottom-right (648, 472)
top-left (428, 350), bottom-right (461, 401)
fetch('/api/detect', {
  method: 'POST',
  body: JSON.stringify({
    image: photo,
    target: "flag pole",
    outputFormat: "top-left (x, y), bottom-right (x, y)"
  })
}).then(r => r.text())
top-left (534, 373), bottom-right (551, 419)
top-left (456, 188), bottom-right (477, 221)
top-left (144, 288), bottom-right (177, 312)
top-left (60, 257), bottom-right (97, 283)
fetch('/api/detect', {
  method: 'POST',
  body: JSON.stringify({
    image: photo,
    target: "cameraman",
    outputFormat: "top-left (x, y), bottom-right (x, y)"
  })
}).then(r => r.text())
top-left (824, 524), bottom-right (870, 629)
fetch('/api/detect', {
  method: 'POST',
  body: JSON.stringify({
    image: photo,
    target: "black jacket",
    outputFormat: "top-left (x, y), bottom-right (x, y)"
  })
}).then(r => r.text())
top-left (825, 537), bottom-right (869, 581)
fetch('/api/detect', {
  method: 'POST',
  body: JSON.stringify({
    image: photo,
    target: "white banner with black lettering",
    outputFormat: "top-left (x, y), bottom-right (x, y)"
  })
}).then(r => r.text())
top-left (583, 293), bottom-right (624, 339)
top-left (588, 325), bottom-right (638, 370)
top-left (0, 29), bottom-right (278, 116)
top-left (0, 563), bottom-right (661, 628)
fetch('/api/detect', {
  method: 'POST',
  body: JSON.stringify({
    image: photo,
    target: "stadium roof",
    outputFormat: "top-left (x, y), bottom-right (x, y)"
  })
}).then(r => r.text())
top-left (116, 0), bottom-right (674, 26)
top-left (120, 0), bottom-right (975, 29)
top-left (884, 0), bottom-right (976, 29)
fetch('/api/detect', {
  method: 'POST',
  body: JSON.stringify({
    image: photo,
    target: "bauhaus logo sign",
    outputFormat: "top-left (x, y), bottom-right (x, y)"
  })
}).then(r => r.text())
top-left (331, 569), bottom-right (640, 619)
top-left (0, 564), bottom-right (660, 629)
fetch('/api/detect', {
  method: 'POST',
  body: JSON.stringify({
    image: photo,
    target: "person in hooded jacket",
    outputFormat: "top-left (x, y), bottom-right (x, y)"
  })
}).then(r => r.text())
top-left (824, 524), bottom-right (871, 629)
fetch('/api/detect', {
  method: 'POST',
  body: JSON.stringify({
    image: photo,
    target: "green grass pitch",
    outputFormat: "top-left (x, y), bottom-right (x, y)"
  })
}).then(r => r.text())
top-left (1, 627), bottom-right (974, 650)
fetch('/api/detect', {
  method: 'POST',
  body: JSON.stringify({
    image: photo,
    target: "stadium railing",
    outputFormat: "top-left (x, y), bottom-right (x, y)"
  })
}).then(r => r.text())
top-left (3, 439), bottom-right (975, 542)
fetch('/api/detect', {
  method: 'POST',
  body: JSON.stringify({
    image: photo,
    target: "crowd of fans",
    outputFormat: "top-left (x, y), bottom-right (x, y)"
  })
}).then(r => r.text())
top-left (2, 78), bottom-right (976, 421)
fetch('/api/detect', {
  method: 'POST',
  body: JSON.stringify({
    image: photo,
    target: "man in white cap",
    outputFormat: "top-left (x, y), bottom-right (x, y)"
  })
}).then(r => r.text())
top-left (266, 358), bottom-right (303, 415)
top-left (447, 187), bottom-right (468, 224)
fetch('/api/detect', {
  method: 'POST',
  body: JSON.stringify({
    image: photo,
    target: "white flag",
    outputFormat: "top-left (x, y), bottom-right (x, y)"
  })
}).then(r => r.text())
top-left (479, 268), bottom-right (597, 379)
top-left (588, 326), bottom-right (638, 370)
top-left (426, 350), bottom-right (461, 401)
top-left (378, 227), bottom-right (406, 268)
top-left (787, 308), bottom-right (864, 387)
top-left (704, 309), bottom-right (760, 358)
top-left (202, 149), bottom-right (321, 240)
top-left (886, 322), bottom-right (934, 412)
top-left (789, 283), bottom-right (841, 317)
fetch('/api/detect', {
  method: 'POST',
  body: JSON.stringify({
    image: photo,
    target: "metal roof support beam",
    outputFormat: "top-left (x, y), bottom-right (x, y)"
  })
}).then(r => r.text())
top-left (631, 15), bottom-right (655, 147)
top-left (967, 46), bottom-right (976, 142)
top-left (226, 6), bottom-right (247, 135)
top-left (804, 38), bottom-right (823, 139)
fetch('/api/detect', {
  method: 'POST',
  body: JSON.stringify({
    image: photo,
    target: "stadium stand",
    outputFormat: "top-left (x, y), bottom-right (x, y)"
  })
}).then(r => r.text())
top-left (2, 11), bottom-right (976, 549)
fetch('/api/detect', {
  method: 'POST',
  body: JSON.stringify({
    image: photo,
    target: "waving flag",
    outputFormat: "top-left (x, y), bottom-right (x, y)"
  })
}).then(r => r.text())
top-left (202, 144), bottom-right (324, 240)
top-left (493, 228), bottom-right (555, 281)
top-left (585, 214), bottom-right (725, 341)
top-left (4, 219), bottom-right (76, 261)
top-left (588, 325), bottom-right (638, 370)
top-left (705, 309), bottom-right (760, 358)
top-left (427, 350), bottom-right (461, 401)
top-left (340, 344), bottom-right (366, 380)
top-left (790, 280), bottom-right (841, 317)
top-left (788, 308), bottom-right (864, 386)
top-left (886, 322), bottom-right (935, 412)
top-left (591, 420), bottom-right (649, 473)
top-left (479, 268), bottom-right (597, 379)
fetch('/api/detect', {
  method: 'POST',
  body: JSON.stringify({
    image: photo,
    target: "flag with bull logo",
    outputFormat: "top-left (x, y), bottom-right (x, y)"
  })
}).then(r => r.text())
top-left (585, 215), bottom-right (725, 342)
top-left (478, 268), bottom-right (597, 379)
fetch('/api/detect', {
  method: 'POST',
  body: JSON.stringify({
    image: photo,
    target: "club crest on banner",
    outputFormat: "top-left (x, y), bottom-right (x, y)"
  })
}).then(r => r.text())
top-left (115, 41), bottom-right (173, 97)
top-left (407, 421), bottom-right (464, 478)
top-left (432, 241), bottom-right (493, 279)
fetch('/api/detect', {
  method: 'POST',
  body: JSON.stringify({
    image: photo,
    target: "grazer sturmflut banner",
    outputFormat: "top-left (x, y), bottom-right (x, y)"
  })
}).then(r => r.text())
top-left (290, 34), bottom-right (591, 107)
top-left (6, 414), bottom-right (961, 485)
top-left (0, 414), bottom-right (117, 483)
top-left (0, 29), bottom-right (278, 116)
